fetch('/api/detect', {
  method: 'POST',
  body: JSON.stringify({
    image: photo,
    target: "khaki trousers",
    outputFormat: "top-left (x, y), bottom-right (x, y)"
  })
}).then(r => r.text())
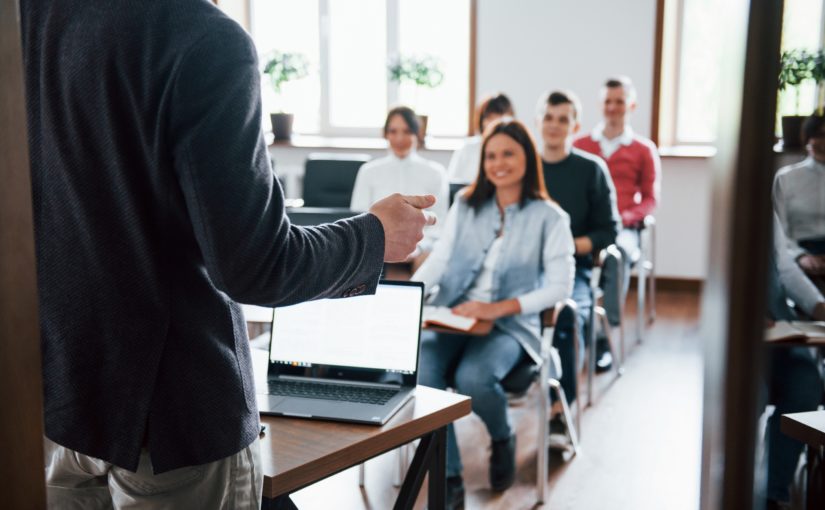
top-left (44, 437), bottom-right (263, 509)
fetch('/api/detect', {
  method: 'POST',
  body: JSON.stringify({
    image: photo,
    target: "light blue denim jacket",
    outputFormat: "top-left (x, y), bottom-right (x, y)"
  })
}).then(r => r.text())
top-left (414, 194), bottom-right (575, 363)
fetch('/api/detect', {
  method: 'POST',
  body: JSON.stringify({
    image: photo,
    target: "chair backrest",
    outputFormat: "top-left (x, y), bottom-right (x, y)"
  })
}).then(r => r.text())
top-left (303, 153), bottom-right (371, 207)
top-left (500, 302), bottom-right (576, 395)
top-left (448, 182), bottom-right (469, 207)
top-left (286, 207), bottom-right (358, 226)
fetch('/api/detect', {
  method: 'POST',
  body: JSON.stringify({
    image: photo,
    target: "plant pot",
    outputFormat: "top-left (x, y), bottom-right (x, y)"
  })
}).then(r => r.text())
top-left (417, 114), bottom-right (428, 146)
top-left (270, 113), bottom-right (295, 141)
top-left (781, 115), bottom-right (806, 149)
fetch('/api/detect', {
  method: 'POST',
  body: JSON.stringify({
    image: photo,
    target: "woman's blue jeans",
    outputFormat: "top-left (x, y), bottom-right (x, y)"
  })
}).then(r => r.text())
top-left (418, 328), bottom-right (524, 477)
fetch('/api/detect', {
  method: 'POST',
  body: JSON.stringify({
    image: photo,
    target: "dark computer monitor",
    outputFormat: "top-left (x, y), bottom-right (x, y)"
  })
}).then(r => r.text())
top-left (286, 207), bottom-right (359, 226)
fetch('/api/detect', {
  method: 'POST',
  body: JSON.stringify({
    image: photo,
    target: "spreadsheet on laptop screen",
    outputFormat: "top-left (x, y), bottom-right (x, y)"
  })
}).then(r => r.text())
top-left (269, 284), bottom-right (422, 374)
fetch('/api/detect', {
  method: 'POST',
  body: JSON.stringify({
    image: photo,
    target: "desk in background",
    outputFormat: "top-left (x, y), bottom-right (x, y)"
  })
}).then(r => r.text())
top-left (781, 411), bottom-right (825, 510)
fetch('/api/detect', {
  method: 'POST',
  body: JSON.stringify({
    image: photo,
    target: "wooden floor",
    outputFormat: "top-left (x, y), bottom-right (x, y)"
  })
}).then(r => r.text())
top-left (289, 289), bottom-right (702, 509)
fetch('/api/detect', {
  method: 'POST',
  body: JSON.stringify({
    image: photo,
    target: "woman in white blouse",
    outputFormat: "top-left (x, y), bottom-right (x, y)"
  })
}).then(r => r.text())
top-left (446, 93), bottom-right (515, 184)
top-left (350, 106), bottom-right (447, 258)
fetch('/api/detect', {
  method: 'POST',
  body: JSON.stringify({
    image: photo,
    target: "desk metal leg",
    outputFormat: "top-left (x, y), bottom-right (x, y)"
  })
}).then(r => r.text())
top-left (428, 428), bottom-right (447, 509)
top-left (394, 427), bottom-right (447, 510)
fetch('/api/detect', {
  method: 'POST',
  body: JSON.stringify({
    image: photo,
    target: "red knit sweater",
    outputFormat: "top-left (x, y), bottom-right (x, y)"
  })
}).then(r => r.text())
top-left (573, 133), bottom-right (661, 227)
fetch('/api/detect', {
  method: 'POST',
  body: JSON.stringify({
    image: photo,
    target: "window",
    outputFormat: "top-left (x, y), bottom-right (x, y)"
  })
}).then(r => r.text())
top-left (240, 0), bottom-right (471, 137)
top-left (657, 0), bottom-right (824, 146)
top-left (776, 0), bottom-right (825, 122)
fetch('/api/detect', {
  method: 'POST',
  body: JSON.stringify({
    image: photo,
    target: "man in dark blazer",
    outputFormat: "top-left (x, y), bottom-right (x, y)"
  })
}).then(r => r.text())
top-left (21, 0), bottom-right (434, 507)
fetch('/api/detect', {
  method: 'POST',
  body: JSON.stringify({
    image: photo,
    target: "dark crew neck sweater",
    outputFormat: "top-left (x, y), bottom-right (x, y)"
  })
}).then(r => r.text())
top-left (542, 149), bottom-right (620, 269)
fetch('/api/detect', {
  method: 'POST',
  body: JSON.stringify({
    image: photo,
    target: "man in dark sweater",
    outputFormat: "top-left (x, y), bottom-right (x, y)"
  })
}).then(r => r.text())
top-left (21, 1), bottom-right (434, 507)
top-left (538, 90), bottom-right (620, 412)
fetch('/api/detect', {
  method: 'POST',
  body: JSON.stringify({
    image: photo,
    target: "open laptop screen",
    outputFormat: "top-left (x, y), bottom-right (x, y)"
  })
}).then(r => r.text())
top-left (269, 281), bottom-right (423, 378)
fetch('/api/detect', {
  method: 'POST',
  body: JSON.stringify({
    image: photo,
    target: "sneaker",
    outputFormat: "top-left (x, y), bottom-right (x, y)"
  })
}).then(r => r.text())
top-left (446, 475), bottom-right (465, 510)
top-left (595, 337), bottom-right (613, 373)
top-left (489, 434), bottom-right (516, 492)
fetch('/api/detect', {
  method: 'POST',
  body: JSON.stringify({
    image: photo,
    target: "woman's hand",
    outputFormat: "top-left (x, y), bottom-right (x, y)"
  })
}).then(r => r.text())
top-left (451, 299), bottom-right (521, 320)
top-left (799, 254), bottom-right (825, 275)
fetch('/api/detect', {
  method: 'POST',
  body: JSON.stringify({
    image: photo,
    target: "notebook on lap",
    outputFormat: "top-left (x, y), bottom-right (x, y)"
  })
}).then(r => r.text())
top-left (257, 280), bottom-right (424, 425)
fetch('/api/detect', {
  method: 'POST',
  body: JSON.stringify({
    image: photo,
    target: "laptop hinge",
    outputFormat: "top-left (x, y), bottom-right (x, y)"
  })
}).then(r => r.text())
top-left (275, 375), bottom-right (403, 389)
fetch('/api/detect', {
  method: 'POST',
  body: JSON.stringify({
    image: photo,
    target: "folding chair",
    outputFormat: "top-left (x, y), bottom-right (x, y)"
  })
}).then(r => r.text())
top-left (587, 245), bottom-right (625, 407)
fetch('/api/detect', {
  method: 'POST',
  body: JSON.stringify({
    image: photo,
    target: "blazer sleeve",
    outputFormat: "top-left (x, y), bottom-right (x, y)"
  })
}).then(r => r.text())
top-left (167, 23), bottom-right (384, 306)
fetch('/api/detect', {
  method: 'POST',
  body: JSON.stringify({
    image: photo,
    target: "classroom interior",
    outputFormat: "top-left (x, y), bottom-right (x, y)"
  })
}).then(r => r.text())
top-left (2, 0), bottom-right (825, 509)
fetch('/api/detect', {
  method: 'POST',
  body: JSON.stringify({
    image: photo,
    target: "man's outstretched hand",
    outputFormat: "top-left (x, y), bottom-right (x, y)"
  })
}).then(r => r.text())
top-left (369, 194), bottom-right (437, 262)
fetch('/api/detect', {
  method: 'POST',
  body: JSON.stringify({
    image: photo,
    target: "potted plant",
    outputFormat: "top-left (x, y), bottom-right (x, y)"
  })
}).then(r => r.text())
top-left (813, 48), bottom-right (825, 117)
top-left (778, 49), bottom-right (816, 148)
top-left (387, 55), bottom-right (444, 141)
top-left (262, 51), bottom-right (309, 141)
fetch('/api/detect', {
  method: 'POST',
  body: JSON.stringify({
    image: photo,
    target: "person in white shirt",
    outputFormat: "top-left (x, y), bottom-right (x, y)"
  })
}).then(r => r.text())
top-left (351, 106), bottom-right (448, 262)
top-left (773, 113), bottom-right (825, 291)
top-left (446, 93), bottom-right (515, 184)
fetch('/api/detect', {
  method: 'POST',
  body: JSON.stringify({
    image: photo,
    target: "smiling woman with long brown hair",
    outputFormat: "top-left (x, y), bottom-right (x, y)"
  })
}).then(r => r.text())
top-left (412, 118), bottom-right (575, 509)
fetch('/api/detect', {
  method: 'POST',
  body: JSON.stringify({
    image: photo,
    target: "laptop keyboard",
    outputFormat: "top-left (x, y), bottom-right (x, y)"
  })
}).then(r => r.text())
top-left (268, 380), bottom-right (399, 405)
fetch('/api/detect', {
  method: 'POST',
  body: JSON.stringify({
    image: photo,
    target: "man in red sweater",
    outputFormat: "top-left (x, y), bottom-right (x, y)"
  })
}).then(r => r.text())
top-left (574, 76), bottom-right (661, 327)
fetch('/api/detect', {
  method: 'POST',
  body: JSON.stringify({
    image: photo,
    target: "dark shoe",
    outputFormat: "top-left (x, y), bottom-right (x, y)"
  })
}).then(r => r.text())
top-left (549, 413), bottom-right (567, 437)
top-left (446, 475), bottom-right (465, 510)
top-left (595, 337), bottom-right (613, 373)
top-left (489, 434), bottom-right (516, 492)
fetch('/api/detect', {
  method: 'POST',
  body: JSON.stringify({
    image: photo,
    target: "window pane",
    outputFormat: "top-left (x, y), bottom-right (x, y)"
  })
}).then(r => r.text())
top-left (398, 0), bottom-right (470, 137)
top-left (777, 0), bottom-right (823, 119)
top-left (328, 0), bottom-right (387, 129)
top-left (251, 0), bottom-right (320, 134)
top-left (675, 0), bottom-right (723, 143)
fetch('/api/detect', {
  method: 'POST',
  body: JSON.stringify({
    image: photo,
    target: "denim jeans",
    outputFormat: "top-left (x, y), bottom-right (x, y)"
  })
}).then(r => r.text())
top-left (602, 229), bottom-right (640, 326)
top-left (765, 346), bottom-right (823, 502)
top-left (418, 328), bottom-right (524, 477)
top-left (552, 265), bottom-right (592, 404)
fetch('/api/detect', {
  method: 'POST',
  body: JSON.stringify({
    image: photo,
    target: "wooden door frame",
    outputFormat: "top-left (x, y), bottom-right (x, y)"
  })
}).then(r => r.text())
top-left (1, 0), bottom-right (47, 506)
top-left (699, 0), bottom-right (784, 508)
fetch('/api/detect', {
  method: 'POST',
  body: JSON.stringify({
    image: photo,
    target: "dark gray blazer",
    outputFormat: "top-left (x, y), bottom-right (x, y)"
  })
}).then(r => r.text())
top-left (22, 0), bottom-right (384, 473)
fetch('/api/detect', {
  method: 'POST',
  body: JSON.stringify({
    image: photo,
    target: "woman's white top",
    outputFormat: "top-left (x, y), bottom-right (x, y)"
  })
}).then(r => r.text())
top-left (350, 151), bottom-right (448, 250)
top-left (463, 236), bottom-right (503, 303)
top-left (773, 156), bottom-right (825, 259)
top-left (446, 136), bottom-right (482, 184)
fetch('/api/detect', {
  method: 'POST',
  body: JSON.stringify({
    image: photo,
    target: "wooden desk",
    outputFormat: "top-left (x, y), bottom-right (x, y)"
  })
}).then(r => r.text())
top-left (781, 411), bottom-right (825, 510)
top-left (252, 350), bottom-right (471, 509)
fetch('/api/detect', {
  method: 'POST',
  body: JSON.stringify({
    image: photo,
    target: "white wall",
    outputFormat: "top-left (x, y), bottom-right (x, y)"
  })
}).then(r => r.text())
top-left (477, 0), bottom-right (711, 280)
top-left (476, 0), bottom-right (656, 137)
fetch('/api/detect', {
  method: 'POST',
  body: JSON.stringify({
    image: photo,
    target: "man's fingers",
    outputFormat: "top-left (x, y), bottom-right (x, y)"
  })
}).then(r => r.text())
top-left (423, 211), bottom-right (437, 227)
top-left (402, 194), bottom-right (436, 209)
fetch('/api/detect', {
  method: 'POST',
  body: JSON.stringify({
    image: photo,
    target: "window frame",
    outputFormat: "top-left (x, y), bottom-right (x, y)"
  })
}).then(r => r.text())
top-left (242, 0), bottom-right (476, 138)
top-left (654, 0), bottom-right (825, 149)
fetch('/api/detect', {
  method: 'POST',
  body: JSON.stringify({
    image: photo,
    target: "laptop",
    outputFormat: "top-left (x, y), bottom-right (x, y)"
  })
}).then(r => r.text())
top-left (257, 280), bottom-right (424, 425)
